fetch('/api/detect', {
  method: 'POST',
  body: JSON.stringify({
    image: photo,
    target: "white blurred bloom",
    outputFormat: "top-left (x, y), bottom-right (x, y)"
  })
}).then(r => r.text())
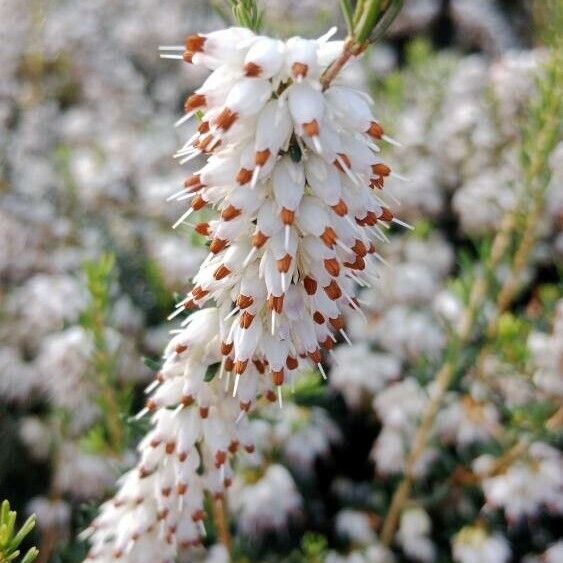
top-left (477, 442), bottom-right (563, 521)
top-left (330, 344), bottom-right (401, 408)
top-left (452, 526), bottom-right (510, 563)
top-left (336, 509), bottom-right (376, 545)
top-left (27, 497), bottom-right (71, 532)
top-left (527, 300), bottom-right (563, 398)
top-left (36, 326), bottom-right (98, 432)
top-left (397, 507), bottom-right (435, 563)
top-left (6, 274), bottom-right (87, 344)
top-left (229, 464), bottom-right (302, 537)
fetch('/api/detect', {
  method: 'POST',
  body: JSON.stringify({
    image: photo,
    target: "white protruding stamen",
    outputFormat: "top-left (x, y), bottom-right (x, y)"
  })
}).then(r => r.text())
top-left (382, 134), bottom-right (402, 147)
top-left (340, 329), bottom-right (353, 346)
top-left (144, 379), bottom-right (160, 395)
top-left (172, 207), bottom-right (195, 229)
top-left (391, 217), bottom-right (414, 230)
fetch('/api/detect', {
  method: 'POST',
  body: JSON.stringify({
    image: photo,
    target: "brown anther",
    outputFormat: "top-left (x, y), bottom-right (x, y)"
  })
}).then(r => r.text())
top-left (265, 389), bottom-right (277, 402)
top-left (165, 442), bottom-right (175, 455)
top-left (334, 152), bottom-right (351, 171)
top-left (213, 264), bottom-right (231, 280)
top-left (184, 174), bottom-right (203, 190)
top-left (244, 444), bottom-right (255, 453)
top-left (221, 204), bottom-right (241, 221)
top-left (229, 440), bottom-right (239, 454)
top-left (145, 399), bottom-right (157, 412)
top-left (313, 311), bottom-right (325, 324)
top-left (224, 357), bottom-right (234, 371)
top-left (209, 237), bottom-right (227, 253)
top-left (324, 280), bottom-right (342, 300)
top-left (192, 509), bottom-right (206, 522)
top-left (221, 341), bottom-right (233, 355)
top-left (253, 359), bottom-right (265, 373)
top-left (196, 134), bottom-right (214, 152)
top-left (175, 344), bottom-right (188, 354)
top-left (182, 51), bottom-right (194, 63)
top-left (277, 254), bottom-right (292, 273)
top-left (324, 258), bottom-right (340, 276)
top-left (234, 359), bottom-right (248, 374)
top-left (236, 167), bottom-right (253, 185)
top-left (244, 61), bottom-right (262, 76)
top-left (321, 336), bottom-right (334, 350)
top-left (240, 401), bottom-right (251, 412)
top-left (255, 148), bottom-right (271, 166)
top-left (380, 207), bottom-right (394, 221)
top-left (252, 231), bottom-right (268, 248)
top-left (239, 311), bottom-right (255, 329)
top-left (309, 349), bottom-right (322, 364)
top-left (215, 108), bottom-right (238, 131)
top-left (267, 294), bottom-right (284, 313)
top-left (181, 394), bottom-right (194, 407)
top-left (184, 93), bottom-right (206, 112)
top-left (215, 450), bottom-right (227, 467)
top-left (178, 451), bottom-right (188, 462)
top-left (185, 34), bottom-right (205, 53)
top-left (198, 121), bottom-right (210, 133)
top-left (161, 487), bottom-right (171, 497)
top-left (237, 294), bottom-right (254, 309)
top-left (329, 315), bottom-right (345, 330)
top-left (272, 370), bottom-right (284, 386)
top-left (320, 226), bottom-right (337, 248)
top-left (280, 208), bottom-right (295, 225)
top-left (191, 194), bottom-right (207, 211)
top-left (331, 199), bottom-right (348, 216)
top-left (372, 163), bottom-right (391, 177)
top-left (149, 438), bottom-right (162, 448)
top-left (368, 242), bottom-right (376, 254)
top-left (367, 121), bottom-right (384, 139)
top-left (157, 508), bottom-right (169, 521)
top-left (364, 210), bottom-right (378, 226)
top-left (303, 276), bottom-right (318, 295)
top-left (195, 222), bottom-right (210, 236)
top-left (192, 286), bottom-right (209, 300)
top-left (292, 62), bottom-right (309, 77)
top-left (352, 239), bottom-right (367, 257)
top-left (286, 355), bottom-right (299, 370)
top-left (371, 177), bottom-right (385, 190)
top-left (177, 484), bottom-right (187, 495)
top-left (224, 477), bottom-right (232, 488)
top-left (199, 406), bottom-right (209, 418)
top-left (303, 119), bottom-right (319, 136)
top-left (344, 255), bottom-right (365, 271)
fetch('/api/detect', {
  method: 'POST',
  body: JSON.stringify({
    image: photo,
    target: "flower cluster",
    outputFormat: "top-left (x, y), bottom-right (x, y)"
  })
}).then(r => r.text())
top-left (85, 25), bottom-right (402, 561)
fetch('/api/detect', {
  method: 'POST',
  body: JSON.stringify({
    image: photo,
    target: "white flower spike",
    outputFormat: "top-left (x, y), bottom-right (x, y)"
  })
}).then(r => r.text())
top-left (87, 25), bottom-right (406, 562)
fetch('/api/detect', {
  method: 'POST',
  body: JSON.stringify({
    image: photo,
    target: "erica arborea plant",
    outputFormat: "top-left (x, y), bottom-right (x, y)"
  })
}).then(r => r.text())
top-left (83, 1), bottom-right (406, 560)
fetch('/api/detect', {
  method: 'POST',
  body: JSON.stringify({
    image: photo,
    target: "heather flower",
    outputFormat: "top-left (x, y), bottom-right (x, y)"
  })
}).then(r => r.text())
top-left (84, 21), bottom-right (405, 559)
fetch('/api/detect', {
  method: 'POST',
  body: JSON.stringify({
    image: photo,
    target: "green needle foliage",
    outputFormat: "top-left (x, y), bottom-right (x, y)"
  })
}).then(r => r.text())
top-left (0, 501), bottom-right (38, 563)
top-left (81, 253), bottom-right (131, 455)
top-left (229, 0), bottom-right (263, 32)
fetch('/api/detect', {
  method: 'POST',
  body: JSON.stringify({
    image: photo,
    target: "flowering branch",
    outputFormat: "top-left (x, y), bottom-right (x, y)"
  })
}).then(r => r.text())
top-left (87, 12), bottom-right (407, 559)
top-left (380, 41), bottom-right (563, 548)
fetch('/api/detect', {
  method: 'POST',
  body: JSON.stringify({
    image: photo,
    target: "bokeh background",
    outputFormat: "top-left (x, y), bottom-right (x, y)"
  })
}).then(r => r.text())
top-left (1, 1), bottom-right (561, 562)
